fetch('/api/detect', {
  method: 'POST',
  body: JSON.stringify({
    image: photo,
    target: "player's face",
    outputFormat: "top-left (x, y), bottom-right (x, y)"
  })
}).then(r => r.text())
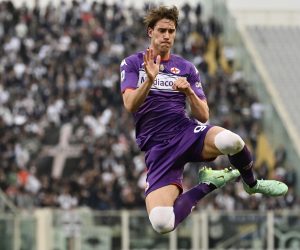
top-left (148, 19), bottom-right (176, 55)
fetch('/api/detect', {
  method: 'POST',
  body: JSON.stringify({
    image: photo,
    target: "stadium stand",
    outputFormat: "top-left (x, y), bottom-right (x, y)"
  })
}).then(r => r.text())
top-left (0, 0), bottom-right (298, 214)
top-left (247, 26), bottom-right (300, 141)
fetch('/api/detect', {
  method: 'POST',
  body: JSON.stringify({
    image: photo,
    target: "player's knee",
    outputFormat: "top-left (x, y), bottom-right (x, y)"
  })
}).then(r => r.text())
top-left (149, 207), bottom-right (175, 234)
top-left (214, 130), bottom-right (245, 155)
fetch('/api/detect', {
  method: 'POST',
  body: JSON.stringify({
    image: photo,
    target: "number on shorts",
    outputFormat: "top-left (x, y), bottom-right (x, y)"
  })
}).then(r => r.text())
top-left (194, 125), bottom-right (207, 133)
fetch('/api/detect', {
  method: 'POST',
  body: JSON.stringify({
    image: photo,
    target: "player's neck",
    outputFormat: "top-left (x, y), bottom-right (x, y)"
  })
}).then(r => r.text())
top-left (160, 52), bottom-right (170, 61)
top-left (154, 51), bottom-right (170, 61)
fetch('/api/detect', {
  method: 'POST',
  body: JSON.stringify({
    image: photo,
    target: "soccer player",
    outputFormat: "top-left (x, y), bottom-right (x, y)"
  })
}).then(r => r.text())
top-left (120, 6), bottom-right (288, 234)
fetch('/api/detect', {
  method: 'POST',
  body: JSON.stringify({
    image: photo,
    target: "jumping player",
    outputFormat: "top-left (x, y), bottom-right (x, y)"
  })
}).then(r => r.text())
top-left (120, 5), bottom-right (288, 234)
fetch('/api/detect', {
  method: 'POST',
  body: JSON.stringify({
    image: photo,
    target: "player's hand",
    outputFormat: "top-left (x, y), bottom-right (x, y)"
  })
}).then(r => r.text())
top-left (143, 48), bottom-right (161, 82)
top-left (172, 77), bottom-right (194, 96)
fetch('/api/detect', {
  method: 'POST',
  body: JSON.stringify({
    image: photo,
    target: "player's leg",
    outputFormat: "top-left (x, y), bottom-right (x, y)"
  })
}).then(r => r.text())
top-left (145, 185), bottom-right (179, 234)
top-left (146, 183), bottom-right (217, 234)
top-left (201, 126), bottom-right (288, 196)
top-left (201, 126), bottom-right (257, 186)
top-left (146, 185), bottom-right (180, 215)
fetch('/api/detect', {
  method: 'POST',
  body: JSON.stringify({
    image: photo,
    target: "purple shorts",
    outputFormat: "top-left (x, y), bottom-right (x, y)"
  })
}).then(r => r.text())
top-left (144, 123), bottom-right (214, 196)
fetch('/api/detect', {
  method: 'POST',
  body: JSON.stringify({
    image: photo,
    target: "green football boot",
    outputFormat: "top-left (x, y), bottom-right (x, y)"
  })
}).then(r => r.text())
top-left (199, 167), bottom-right (240, 188)
top-left (243, 179), bottom-right (288, 196)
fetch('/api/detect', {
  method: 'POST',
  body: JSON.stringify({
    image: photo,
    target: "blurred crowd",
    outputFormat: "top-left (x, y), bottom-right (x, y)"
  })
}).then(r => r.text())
top-left (0, 0), bottom-right (298, 212)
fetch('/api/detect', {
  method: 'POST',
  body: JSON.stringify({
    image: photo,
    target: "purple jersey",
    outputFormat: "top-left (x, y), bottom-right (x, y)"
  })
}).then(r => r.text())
top-left (120, 51), bottom-right (206, 150)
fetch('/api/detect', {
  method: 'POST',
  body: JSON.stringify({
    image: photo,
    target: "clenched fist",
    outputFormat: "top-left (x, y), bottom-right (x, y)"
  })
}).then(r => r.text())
top-left (172, 77), bottom-right (194, 96)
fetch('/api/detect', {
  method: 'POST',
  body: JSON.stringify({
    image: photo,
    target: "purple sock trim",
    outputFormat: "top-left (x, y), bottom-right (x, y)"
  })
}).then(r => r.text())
top-left (173, 183), bottom-right (215, 229)
top-left (228, 145), bottom-right (256, 186)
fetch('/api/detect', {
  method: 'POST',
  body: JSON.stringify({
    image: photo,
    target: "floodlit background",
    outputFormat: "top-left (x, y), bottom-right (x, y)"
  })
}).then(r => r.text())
top-left (0, 0), bottom-right (300, 249)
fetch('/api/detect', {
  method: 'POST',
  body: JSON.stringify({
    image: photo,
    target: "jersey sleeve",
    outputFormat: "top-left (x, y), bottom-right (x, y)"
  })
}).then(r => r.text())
top-left (120, 56), bottom-right (139, 93)
top-left (187, 64), bottom-right (206, 100)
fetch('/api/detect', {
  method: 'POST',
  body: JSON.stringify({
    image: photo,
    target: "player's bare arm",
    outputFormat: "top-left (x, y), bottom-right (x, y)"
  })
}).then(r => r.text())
top-left (122, 48), bottom-right (161, 112)
top-left (173, 77), bottom-right (209, 122)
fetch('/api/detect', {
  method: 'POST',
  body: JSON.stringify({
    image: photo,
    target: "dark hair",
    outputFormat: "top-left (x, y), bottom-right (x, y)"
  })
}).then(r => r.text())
top-left (144, 6), bottom-right (179, 30)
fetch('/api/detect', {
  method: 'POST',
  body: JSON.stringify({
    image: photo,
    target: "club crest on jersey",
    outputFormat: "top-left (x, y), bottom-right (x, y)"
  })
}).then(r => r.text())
top-left (170, 67), bottom-right (180, 74)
